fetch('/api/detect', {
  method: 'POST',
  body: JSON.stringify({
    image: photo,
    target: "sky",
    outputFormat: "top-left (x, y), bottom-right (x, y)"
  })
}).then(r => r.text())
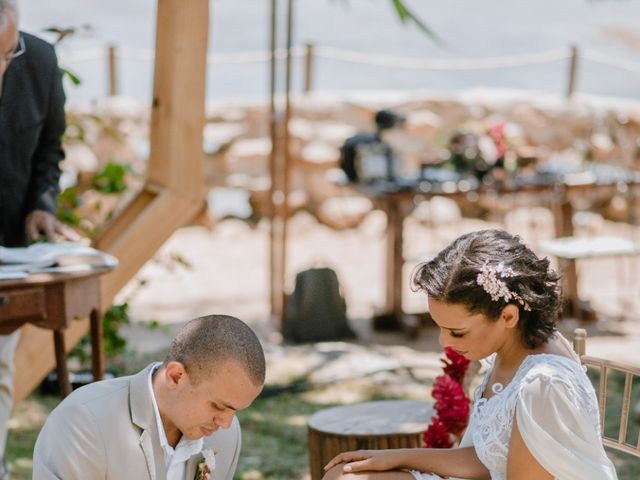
top-left (16, 0), bottom-right (640, 104)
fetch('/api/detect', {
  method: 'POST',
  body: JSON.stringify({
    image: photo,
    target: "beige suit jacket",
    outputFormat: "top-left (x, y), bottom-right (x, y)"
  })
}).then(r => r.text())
top-left (32, 364), bottom-right (242, 480)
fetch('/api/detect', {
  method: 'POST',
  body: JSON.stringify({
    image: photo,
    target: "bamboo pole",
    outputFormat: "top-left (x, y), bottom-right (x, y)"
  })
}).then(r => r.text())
top-left (303, 42), bottom-right (314, 94)
top-left (566, 45), bottom-right (578, 99)
top-left (268, 0), bottom-right (283, 320)
top-left (107, 44), bottom-right (117, 96)
top-left (280, 0), bottom-right (294, 328)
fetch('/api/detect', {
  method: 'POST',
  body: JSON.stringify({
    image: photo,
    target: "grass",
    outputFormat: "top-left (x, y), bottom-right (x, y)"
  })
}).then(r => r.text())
top-left (5, 395), bottom-right (59, 480)
top-left (235, 393), bottom-right (340, 480)
top-left (6, 371), bottom-right (640, 479)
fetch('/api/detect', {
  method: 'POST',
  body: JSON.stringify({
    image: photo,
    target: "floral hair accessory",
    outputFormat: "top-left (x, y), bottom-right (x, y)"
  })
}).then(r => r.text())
top-left (476, 262), bottom-right (531, 311)
top-left (194, 449), bottom-right (217, 480)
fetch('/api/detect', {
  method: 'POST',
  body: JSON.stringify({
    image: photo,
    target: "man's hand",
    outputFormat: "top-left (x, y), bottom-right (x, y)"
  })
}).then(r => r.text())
top-left (25, 210), bottom-right (81, 242)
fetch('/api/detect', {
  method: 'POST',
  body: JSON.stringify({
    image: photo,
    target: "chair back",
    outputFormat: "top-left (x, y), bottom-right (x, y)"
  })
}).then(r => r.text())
top-left (573, 328), bottom-right (640, 458)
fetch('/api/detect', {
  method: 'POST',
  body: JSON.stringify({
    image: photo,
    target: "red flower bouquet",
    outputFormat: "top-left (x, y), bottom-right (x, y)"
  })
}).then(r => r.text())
top-left (423, 348), bottom-right (471, 447)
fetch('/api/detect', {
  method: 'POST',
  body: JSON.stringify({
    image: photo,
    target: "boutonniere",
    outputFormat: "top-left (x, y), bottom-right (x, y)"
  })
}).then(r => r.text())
top-left (194, 448), bottom-right (217, 480)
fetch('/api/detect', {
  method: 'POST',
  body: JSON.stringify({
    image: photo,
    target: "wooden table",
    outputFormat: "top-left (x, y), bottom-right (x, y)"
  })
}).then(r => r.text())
top-left (0, 268), bottom-right (111, 397)
top-left (307, 400), bottom-right (433, 480)
top-left (354, 167), bottom-right (640, 328)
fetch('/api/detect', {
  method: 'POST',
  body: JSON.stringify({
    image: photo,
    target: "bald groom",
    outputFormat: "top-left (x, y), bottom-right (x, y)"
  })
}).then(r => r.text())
top-left (33, 315), bottom-right (265, 480)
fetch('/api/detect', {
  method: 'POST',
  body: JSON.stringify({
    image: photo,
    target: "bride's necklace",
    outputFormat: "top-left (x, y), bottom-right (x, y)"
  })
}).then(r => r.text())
top-left (486, 352), bottom-right (531, 397)
top-left (490, 381), bottom-right (505, 395)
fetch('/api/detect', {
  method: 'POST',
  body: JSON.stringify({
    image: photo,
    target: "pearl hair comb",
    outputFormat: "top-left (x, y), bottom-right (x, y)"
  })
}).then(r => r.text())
top-left (476, 262), bottom-right (531, 311)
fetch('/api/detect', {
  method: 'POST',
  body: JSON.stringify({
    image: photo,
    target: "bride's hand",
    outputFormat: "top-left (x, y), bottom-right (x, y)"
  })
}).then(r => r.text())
top-left (324, 449), bottom-right (400, 473)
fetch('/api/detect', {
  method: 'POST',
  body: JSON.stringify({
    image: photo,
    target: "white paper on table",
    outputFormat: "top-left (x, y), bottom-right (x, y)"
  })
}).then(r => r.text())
top-left (0, 243), bottom-right (118, 273)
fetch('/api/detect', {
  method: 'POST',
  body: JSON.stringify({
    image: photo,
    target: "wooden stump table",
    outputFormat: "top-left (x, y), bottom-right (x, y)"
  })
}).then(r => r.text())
top-left (307, 400), bottom-right (433, 480)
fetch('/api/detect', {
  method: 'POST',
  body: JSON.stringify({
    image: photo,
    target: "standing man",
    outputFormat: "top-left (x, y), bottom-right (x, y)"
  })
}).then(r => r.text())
top-left (0, 1), bottom-right (71, 477)
top-left (33, 314), bottom-right (266, 480)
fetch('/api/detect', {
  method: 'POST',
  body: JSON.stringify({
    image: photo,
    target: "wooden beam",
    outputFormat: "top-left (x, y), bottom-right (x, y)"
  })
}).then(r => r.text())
top-left (148, 0), bottom-right (209, 196)
top-left (93, 188), bottom-right (157, 250)
top-left (99, 192), bottom-right (202, 302)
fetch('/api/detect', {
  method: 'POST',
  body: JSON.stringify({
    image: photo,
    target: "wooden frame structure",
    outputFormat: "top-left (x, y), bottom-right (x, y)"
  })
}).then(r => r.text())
top-left (14, 0), bottom-right (210, 403)
top-left (573, 328), bottom-right (640, 458)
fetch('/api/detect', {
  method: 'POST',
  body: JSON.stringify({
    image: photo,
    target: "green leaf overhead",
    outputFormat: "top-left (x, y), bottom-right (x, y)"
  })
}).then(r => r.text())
top-left (390, 0), bottom-right (445, 46)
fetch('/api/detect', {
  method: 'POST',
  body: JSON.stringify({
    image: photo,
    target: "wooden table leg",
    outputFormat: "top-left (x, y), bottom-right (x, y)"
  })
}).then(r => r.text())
top-left (551, 190), bottom-right (596, 320)
top-left (387, 201), bottom-right (403, 318)
top-left (374, 199), bottom-right (404, 330)
top-left (90, 308), bottom-right (104, 382)
top-left (53, 330), bottom-right (72, 398)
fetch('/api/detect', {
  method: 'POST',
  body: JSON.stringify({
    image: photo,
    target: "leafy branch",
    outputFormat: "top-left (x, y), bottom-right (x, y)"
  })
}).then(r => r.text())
top-left (390, 0), bottom-right (445, 46)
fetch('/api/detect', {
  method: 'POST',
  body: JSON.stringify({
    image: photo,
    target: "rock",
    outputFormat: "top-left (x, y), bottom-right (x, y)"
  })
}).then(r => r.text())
top-left (405, 109), bottom-right (442, 138)
top-left (316, 196), bottom-right (373, 230)
top-left (63, 142), bottom-right (99, 173)
top-left (315, 122), bottom-right (357, 145)
top-left (299, 141), bottom-right (340, 167)
top-left (289, 118), bottom-right (316, 142)
top-left (203, 122), bottom-right (246, 155)
top-left (207, 187), bottom-right (253, 221)
top-left (226, 137), bottom-right (271, 176)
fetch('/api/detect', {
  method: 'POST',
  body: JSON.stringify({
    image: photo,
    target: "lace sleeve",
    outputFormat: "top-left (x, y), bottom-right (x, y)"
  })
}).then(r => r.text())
top-left (514, 366), bottom-right (618, 480)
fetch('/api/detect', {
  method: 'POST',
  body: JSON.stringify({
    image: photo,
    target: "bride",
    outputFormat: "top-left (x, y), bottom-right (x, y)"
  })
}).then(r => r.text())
top-left (323, 229), bottom-right (618, 480)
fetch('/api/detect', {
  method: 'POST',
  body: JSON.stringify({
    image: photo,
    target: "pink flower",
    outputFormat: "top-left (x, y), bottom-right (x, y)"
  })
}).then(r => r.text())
top-left (194, 449), bottom-right (216, 480)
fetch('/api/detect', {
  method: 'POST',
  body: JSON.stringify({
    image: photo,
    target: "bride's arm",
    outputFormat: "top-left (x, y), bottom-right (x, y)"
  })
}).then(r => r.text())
top-left (324, 446), bottom-right (491, 479)
top-left (506, 418), bottom-right (553, 480)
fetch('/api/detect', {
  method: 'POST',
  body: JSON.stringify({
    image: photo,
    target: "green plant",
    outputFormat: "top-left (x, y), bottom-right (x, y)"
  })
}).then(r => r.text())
top-left (56, 186), bottom-right (81, 226)
top-left (92, 161), bottom-right (130, 194)
top-left (69, 303), bottom-right (131, 366)
top-left (389, 0), bottom-right (444, 45)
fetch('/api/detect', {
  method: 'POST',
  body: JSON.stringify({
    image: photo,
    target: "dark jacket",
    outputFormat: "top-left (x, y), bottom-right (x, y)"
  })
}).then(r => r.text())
top-left (0, 32), bottom-right (66, 246)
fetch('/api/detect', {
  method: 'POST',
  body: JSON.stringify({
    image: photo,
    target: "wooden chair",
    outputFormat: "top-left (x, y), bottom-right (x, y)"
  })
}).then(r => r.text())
top-left (573, 328), bottom-right (640, 458)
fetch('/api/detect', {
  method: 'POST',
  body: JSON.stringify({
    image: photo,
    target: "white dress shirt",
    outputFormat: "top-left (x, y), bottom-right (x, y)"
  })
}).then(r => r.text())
top-left (148, 363), bottom-right (204, 480)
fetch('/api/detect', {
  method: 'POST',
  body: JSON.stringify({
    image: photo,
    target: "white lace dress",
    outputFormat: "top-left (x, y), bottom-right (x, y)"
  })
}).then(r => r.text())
top-left (411, 353), bottom-right (618, 480)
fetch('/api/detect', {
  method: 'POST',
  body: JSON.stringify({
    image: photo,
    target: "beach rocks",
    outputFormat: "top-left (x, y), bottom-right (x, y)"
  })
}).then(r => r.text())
top-left (65, 89), bottom-right (640, 228)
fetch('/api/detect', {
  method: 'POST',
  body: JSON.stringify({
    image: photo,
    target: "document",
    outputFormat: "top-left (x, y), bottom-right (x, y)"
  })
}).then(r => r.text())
top-left (0, 243), bottom-right (118, 273)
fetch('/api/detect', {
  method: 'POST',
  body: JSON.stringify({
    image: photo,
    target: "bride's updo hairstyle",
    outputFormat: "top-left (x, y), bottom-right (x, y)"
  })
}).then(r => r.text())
top-left (411, 229), bottom-right (562, 349)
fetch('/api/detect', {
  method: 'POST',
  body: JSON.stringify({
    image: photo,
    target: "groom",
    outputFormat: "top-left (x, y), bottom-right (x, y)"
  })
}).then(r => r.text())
top-left (33, 314), bottom-right (265, 480)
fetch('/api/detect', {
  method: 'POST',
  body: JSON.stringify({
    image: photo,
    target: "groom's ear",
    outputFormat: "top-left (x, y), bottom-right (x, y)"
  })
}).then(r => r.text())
top-left (165, 361), bottom-right (187, 388)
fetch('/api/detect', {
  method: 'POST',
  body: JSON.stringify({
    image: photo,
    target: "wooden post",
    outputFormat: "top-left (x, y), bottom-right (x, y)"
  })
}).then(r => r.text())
top-left (303, 42), bottom-right (314, 94)
top-left (573, 328), bottom-right (587, 357)
top-left (279, 0), bottom-right (294, 328)
top-left (107, 44), bottom-right (117, 96)
top-left (146, 0), bottom-right (208, 194)
top-left (269, 0), bottom-right (283, 320)
top-left (566, 45), bottom-right (578, 99)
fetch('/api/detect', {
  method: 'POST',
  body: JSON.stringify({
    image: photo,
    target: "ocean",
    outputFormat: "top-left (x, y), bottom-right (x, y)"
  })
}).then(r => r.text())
top-left (17, 0), bottom-right (640, 105)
